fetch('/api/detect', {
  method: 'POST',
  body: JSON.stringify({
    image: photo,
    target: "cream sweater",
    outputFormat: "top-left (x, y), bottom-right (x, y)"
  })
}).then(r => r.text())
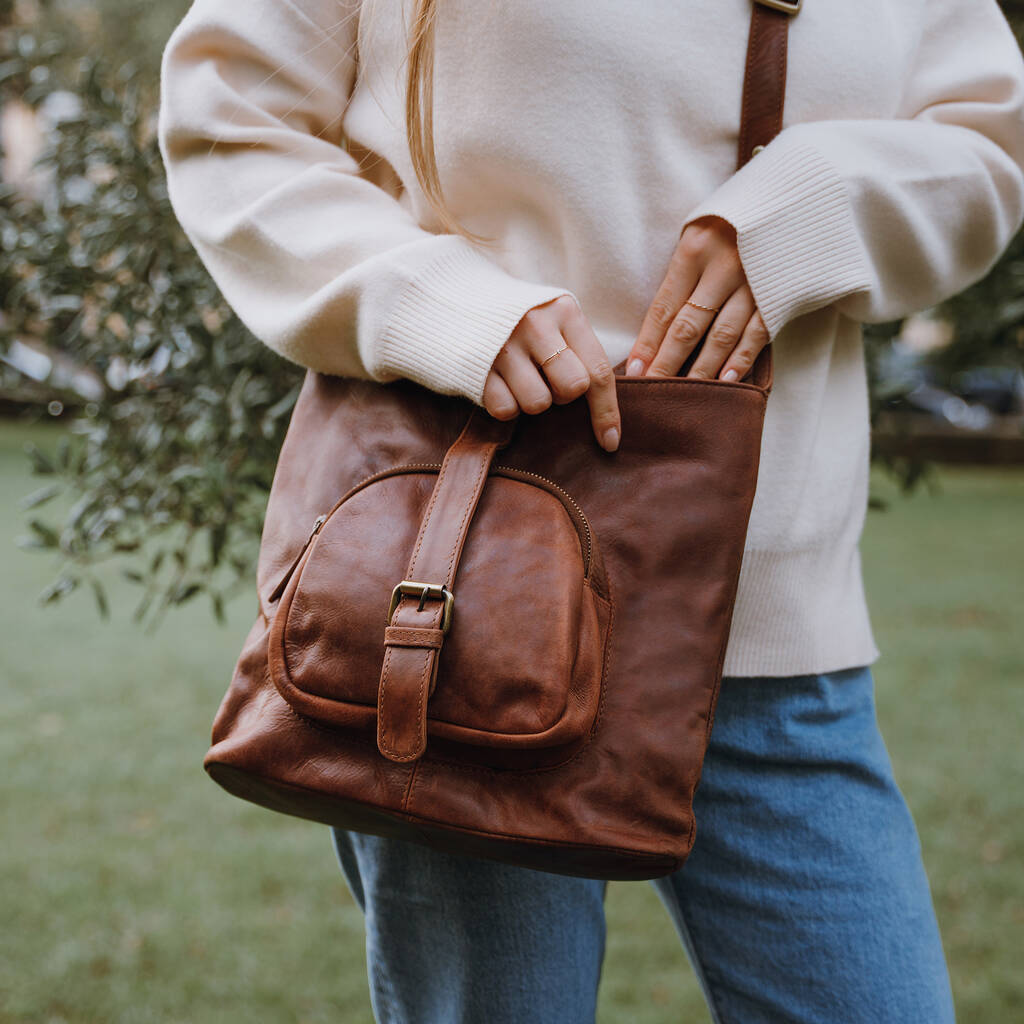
top-left (158, 0), bottom-right (1024, 677)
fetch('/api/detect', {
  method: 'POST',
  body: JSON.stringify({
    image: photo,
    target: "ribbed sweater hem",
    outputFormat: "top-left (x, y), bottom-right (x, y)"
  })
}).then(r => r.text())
top-left (722, 541), bottom-right (881, 678)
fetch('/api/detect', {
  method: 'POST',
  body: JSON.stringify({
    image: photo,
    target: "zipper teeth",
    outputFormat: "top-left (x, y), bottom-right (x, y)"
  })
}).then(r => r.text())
top-left (492, 465), bottom-right (593, 570)
top-left (341, 461), bottom-right (594, 570)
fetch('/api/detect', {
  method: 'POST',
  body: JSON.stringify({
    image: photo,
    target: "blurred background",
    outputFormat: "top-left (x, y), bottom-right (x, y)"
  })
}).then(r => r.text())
top-left (1, 1), bottom-right (1022, 1021)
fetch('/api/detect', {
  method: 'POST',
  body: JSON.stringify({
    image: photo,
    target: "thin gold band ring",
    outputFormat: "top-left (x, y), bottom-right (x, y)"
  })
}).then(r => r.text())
top-left (539, 344), bottom-right (568, 367)
top-left (685, 299), bottom-right (721, 313)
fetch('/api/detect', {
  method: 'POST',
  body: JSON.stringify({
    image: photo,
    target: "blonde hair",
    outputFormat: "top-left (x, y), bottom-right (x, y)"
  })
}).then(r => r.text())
top-left (402, 0), bottom-right (492, 245)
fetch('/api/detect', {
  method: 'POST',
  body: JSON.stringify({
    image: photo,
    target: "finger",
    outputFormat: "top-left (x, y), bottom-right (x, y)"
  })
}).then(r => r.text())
top-left (717, 309), bottom-right (771, 383)
top-left (645, 252), bottom-right (745, 377)
top-left (482, 370), bottom-right (520, 419)
top-left (684, 286), bottom-right (756, 380)
top-left (627, 241), bottom-right (703, 375)
top-left (561, 310), bottom-right (621, 451)
top-left (643, 296), bottom-right (719, 378)
top-left (493, 345), bottom-right (553, 415)
top-left (526, 335), bottom-right (591, 405)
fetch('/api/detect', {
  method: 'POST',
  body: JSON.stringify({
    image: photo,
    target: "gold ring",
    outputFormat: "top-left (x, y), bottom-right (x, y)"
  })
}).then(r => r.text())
top-left (539, 344), bottom-right (568, 367)
top-left (685, 299), bottom-right (721, 313)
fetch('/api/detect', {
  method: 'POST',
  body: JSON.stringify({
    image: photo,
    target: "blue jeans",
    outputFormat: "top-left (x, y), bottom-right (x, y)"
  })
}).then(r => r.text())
top-left (331, 666), bottom-right (955, 1023)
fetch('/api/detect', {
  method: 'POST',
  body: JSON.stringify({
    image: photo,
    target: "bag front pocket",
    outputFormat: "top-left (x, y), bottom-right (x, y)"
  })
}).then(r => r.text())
top-left (267, 465), bottom-right (612, 768)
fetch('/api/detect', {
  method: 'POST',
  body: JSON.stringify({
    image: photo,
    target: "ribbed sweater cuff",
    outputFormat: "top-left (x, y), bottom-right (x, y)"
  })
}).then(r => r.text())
top-left (680, 134), bottom-right (874, 340)
top-left (375, 243), bottom-right (576, 405)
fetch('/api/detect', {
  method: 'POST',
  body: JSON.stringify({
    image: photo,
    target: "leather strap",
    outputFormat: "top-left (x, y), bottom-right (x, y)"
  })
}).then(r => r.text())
top-left (375, 0), bottom-right (796, 763)
top-left (738, 0), bottom-right (797, 394)
top-left (738, 2), bottom-right (793, 168)
top-left (376, 409), bottom-right (515, 762)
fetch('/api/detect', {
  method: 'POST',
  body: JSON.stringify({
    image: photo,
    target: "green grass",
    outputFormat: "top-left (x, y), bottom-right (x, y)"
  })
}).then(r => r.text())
top-left (1, 418), bottom-right (1022, 1023)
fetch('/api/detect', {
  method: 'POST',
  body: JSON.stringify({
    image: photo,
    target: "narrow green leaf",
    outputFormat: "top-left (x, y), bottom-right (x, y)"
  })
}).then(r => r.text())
top-left (90, 578), bottom-right (110, 619)
top-left (23, 442), bottom-right (55, 475)
top-left (38, 573), bottom-right (79, 605)
top-left (28, 519), bottom-right (60, 547)
top-left (172, 582), bottom-right (202, 604)
top-left (18, 483), bottom-right (62, 510)
top-left (208, 522), bottom-right (227, 567)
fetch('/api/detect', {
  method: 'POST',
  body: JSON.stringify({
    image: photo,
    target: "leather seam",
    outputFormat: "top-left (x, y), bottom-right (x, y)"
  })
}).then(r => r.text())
top-left (444, 441), bottom-right (491, 586)
top-left (407, 432), bottom-right (456, 575)
top-left (377, 643), bottom-right (396, 755)
top-left (407, 415), bottom-right (474, 580)
top-left (401, 759), bottom-right (420, 813)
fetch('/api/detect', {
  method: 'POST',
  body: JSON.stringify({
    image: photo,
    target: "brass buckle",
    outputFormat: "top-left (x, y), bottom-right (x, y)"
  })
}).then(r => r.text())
top-left (387, 580), bottom-right (455, 633)
top-left (754, 0), bottom-right (801, 13)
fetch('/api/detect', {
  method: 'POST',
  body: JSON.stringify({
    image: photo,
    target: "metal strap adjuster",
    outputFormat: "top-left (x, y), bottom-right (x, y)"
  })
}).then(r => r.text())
top-left (754, 0), bottom-right (801, 13)
top-left (387, 580), bottom-right (455, 633)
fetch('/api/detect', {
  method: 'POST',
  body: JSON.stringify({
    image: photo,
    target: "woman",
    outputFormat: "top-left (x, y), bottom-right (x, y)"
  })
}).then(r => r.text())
top-left (157, 1), bottom-right (1024, 1020)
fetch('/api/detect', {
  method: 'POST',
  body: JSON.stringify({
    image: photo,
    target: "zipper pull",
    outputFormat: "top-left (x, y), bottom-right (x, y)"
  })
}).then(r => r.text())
top-left (306, 513), bottom-right (327, 544)
top-left (267, 513), bottom-right (327, 604)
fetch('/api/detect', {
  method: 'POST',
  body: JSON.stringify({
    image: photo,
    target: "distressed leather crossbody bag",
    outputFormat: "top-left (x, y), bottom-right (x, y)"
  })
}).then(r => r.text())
top-left (204, 0), bottom-right (797, 880)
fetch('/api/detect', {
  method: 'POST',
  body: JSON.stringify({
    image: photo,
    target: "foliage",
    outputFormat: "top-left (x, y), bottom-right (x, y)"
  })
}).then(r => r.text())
top-left (862, 321), bottom-right (943, 505)
top-left (51, 0), bottom-right (190, 76)
top-left (929, 227), bottom-right (1024, 380)
top-left (1, 29), bottom-right (304, 626)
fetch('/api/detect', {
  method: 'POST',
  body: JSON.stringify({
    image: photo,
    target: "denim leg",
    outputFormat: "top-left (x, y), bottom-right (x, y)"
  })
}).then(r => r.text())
top-left (651, 666), bottom-right (956, 1024)
top-left (332, 828), bottom-right (607, 1024)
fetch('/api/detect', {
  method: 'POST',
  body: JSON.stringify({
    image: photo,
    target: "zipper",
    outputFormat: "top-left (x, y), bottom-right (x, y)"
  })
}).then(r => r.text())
top-left (386, 462), bottom-right (594, 572)
top-left (266, 513), bottom-right (327, 604)
top-left (265, 463), bottom-right (593, 603)
top-left (489, 465), bottom-right (593, 571)
top-left (306, 513), bottom-right (328, 543)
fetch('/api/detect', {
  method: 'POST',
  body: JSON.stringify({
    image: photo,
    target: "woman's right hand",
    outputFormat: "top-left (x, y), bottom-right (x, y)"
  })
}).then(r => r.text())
top-left (481, 295), bottom-right (622, 452)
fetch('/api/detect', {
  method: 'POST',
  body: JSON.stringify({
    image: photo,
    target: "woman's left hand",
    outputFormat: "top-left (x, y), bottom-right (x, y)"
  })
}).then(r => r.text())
top-left (625, 215), bottom-right (770, 381)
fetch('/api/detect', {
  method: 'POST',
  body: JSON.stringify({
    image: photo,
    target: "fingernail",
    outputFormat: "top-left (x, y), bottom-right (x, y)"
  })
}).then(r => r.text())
top-left (626, 359), bottom-right (644, 377)
top-left (721, 368), bottom-right (739, 382)
top-left (603, 427), bottom-right (620, 452)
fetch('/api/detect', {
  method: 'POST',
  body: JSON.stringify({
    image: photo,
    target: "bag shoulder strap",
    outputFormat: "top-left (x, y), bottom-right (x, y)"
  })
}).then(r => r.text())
top-left (740, 0), bottom-right (797, 169)
top-left (734, 0), bottom-right (799, 392)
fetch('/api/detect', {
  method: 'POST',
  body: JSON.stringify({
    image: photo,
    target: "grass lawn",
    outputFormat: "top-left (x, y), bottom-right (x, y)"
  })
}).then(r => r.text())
top-left (1, 417), bottom-right (1021, 1023)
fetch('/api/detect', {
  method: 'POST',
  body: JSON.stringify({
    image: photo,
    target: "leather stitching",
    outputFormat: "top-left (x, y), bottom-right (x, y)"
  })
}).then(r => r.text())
top-left (377, 643), bottom-right (396, 754)
top-left (384, 626), bottom-right (445, 648)
top-left (443, 441), bottom-right (492, 586)
top-left (378, 647), bottom-right (434, 762)
top-left (407, 416), bottom-right (473, 576)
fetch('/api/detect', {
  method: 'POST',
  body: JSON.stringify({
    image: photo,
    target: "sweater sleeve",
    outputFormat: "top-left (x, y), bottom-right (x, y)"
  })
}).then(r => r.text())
top-left (156, 0), bottom-right (573, 405)
top-left (679, 0), bottom-right (1024, 340)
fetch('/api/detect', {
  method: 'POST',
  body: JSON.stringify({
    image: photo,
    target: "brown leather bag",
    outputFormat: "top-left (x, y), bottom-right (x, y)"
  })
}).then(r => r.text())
top-left (204, 0), bottom-right (797, 880)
